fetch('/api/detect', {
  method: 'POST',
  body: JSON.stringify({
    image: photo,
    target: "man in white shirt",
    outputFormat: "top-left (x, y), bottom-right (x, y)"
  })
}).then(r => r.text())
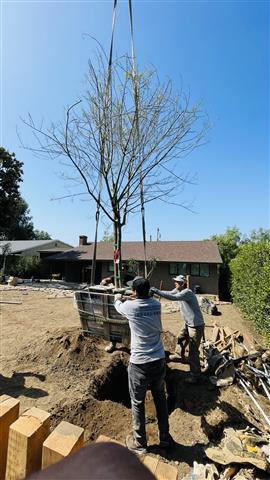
top-left (114, 277), bottom-right (172, 454)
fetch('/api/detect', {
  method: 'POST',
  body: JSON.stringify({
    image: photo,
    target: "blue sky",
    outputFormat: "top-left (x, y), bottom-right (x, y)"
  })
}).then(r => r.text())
top-left (1, 0), bottom-right (269, 246)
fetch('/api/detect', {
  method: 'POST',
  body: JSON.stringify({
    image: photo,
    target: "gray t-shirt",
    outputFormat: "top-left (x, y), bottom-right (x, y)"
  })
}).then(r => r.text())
top-left (114, 297), bottom-right (165, 364)
top-left (155, 288), bottom-right (204, 328)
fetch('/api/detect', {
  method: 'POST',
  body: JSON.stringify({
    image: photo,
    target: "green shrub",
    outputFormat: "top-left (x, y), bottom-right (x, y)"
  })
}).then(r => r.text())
top-left (8, 256), bottom-right (41, 278)
top-left (230, 242), bottom-right (270, 339)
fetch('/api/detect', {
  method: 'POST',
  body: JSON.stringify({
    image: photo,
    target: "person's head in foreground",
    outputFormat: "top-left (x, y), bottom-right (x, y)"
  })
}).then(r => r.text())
top-left (131, 277), bottom-right (150, 298)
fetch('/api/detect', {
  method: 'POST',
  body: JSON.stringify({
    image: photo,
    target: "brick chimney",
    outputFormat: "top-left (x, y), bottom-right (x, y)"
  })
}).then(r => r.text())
top-left (79, 235), bottom-right (88, 246)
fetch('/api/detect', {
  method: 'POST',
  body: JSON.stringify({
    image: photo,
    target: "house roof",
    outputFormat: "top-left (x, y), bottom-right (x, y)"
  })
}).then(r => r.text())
top-left (45, 240), bottom-right (222, 264)
top-left (0, 240), bottom-right (73, 254)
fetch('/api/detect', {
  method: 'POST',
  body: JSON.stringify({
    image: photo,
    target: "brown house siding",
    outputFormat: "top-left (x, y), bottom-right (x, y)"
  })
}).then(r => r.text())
top-left (101, 260), bottom-right (218, 294)
top-left (149, 262), bottom-right (218, 294)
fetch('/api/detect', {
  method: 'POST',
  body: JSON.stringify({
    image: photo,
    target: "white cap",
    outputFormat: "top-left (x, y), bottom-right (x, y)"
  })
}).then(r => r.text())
top-left (173, 275), bottom-right (186, 283)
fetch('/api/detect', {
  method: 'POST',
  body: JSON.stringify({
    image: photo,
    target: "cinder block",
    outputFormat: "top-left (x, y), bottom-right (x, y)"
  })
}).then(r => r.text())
top-left (0, 395), bottom-right (20, 479)
top-left (5, 407), bottom-right (50, 480)
top-left (155, 459), bottom-right (178, 480)
top-left (42, 421), bottom-right (84, 469)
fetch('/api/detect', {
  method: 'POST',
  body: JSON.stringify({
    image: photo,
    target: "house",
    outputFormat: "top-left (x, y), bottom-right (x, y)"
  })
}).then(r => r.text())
top-left (0, 240), bottom-right (73, 258)
top-left (45, 235), bottom-right (222, 294)
top-left (0, 239), bottom-right (73, 277)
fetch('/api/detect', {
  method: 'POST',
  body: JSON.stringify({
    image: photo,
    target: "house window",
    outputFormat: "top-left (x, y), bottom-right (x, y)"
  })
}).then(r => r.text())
top-left (108, 262), bottom-right (114, 272)
top-left (200, 263), bottom-right (210, 277)
top-left (190, 263), bottom-right (210, 277)
top-left (169, 263), bottom-right (178, 275)
top-left (169, 263), bottom-right (188, 275)
top-left (179, 263), bottom-right (187, 275)
top-left (191, 263), bottom-right (200, 276)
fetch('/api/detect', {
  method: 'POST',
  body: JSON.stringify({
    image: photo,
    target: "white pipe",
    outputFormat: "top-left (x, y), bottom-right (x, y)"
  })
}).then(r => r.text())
top-left (239, 377), bottom-right (270, 428)
top-left (260, 379), bottom-right (270, 402)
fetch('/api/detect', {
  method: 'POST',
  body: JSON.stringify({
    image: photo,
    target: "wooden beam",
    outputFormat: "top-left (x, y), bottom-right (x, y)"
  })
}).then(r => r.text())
top-left (5, 407), bottom-right (50, 480)
top-left (0, 395), bottom-right (20, 479)
top-left (42, 421), bottom-right (84, 469)
top-left (155, 460), bottom-right (178, 480)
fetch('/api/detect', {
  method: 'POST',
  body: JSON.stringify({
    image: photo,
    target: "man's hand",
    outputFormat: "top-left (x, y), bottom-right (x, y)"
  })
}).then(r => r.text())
top-left (149, 287), bottom-right (158, 297)
top-left (114, 293), bottom-right (123, 301)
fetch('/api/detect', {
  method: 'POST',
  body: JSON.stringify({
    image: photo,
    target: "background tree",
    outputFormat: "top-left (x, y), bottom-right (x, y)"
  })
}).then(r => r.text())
top-left (0, 147), bottom-right (24, 238)
top-left (24, 51), bottom-right (207, 286)
top-left (100, 227), bottom-right (114, 243)
top-left (246, 228), bottom-right (270, 244)
top-left (211, 226), bottom-right (242, 300)
top-left (0, 147), bottom-right (51, 240)
top-left (230, 241), bottom-right (270, 341)
top-left (33, 230), bottom-right (52, 240)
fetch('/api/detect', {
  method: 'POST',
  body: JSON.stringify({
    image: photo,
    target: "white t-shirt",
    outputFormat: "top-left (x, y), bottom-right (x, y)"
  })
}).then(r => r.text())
top-left (114, 297), bottom-right (165, 364)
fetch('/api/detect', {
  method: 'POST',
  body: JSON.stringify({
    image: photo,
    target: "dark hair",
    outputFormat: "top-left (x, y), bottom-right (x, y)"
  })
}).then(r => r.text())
top-left (132, 277), bottom-right (150, 298)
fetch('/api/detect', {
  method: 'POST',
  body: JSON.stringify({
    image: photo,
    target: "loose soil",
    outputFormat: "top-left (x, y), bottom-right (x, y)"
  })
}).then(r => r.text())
top-left (0, 284), bottom-right (269, 478)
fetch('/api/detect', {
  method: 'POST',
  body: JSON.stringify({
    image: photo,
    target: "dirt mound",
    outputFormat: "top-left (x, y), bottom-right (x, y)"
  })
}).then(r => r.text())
top-left (17, 328), bottom-right (110, 374)
top-left (50, 395), bottom-right (131, 444)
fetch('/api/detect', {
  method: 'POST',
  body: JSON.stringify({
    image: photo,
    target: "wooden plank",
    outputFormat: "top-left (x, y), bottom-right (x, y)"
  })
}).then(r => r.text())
top-left (224, 326), bottom-right (234, 337)
top-left (155, 460), bottom-right (178, 480)
top-left (0, 396), bottom-right (20, 480)
top-left (42, 421), bottom-right (84, 469)
top-left (143, 455), bottom-right (159, 475)
top-left (211, 325), bottom-right (220, 343)
top-left (95, 434), bottom-right (124, 446)
top-left (5, 407), bottom-right (50, 480)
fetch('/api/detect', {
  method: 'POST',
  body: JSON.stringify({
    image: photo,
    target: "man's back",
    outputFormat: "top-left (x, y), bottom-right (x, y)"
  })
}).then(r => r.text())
top-left (115, 297), bottom-right (164, 364)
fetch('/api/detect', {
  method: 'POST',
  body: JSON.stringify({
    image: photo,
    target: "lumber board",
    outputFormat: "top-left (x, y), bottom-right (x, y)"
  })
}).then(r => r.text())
top-left (42, 421), bottom-right (84, 469)
top-left (143, 455), bottom-right (159, 475)
top-left (0, 396), bottom-right (20, 480)
top-left (155, 460), bottom-right (178, 480)
top-left (5, 407), bottom-right (50, 480)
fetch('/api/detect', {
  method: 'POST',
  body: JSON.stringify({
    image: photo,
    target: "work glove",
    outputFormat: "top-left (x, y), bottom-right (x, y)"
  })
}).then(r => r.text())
top-left (149, 287), bottom-right (158, 296)
top-left (114, 293), bottom-right (122, 301)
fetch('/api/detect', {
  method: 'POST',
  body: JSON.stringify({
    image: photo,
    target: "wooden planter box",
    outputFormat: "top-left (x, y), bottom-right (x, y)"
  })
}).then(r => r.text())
top-left (74, 290), bottom-right (130, 346)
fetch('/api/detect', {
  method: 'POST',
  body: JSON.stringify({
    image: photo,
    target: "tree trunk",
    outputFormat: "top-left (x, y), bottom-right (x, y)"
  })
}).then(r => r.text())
top-left (113, 217), bottom-right (122, 288)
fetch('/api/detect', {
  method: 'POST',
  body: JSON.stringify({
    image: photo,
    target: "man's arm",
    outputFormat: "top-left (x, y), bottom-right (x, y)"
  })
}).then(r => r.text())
top-left (114, 298), bottom-right (130, 318)
top-left (150, 287), bottom-right (189, 302)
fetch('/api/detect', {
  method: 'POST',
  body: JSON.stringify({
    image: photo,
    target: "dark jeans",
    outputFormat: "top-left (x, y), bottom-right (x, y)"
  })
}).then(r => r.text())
top-left (128, 358), bottom-right (169, 446)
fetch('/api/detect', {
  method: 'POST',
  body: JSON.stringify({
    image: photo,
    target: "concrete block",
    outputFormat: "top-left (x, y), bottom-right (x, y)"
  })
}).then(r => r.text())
top-left (42, 421), bottom-right (84, 469)
top-left (5, 407), bottom-right (50, 480)
top-left (0, 395), bottom-right (20, 480)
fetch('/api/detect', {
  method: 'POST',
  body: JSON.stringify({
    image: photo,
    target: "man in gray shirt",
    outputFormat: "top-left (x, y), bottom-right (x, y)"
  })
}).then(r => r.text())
top-left (114, 277), bottom-right (172, 455)
top-left (150, 275), bottom-right (205, 383)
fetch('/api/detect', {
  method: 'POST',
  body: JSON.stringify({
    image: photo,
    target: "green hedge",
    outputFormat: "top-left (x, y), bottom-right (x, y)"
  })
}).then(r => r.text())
top-left (230, 242), bottom-right (270, 339)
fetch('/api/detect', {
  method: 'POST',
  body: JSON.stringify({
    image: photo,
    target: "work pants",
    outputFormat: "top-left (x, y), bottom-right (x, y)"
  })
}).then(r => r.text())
top-left (178, 324), bottom-right (204, 374)
top-left (128, 358), bottom-right (169, 446)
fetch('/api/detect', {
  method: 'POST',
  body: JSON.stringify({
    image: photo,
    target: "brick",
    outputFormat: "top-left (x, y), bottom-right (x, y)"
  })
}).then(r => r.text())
top-left (0, 395), bottom-right (20, 479)
top-left (42, 421), bottom-right (84, 469)
top-left (155, 460), bottom-right (178, 480)
top-left (5, 407), bottom-right (50, 480)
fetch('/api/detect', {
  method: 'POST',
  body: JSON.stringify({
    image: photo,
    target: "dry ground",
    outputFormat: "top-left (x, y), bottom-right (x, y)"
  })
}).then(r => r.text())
top-left (0, 284), bottom-right (268, 479)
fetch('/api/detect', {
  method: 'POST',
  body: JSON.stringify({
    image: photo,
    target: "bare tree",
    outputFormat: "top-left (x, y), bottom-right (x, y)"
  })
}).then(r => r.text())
top-left (23, 51), bottom-right (208, 287)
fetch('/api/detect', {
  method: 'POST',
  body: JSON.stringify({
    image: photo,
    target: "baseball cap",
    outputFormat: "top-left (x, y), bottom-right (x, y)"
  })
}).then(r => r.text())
top-left (173, 275), bottom-right (186, 283)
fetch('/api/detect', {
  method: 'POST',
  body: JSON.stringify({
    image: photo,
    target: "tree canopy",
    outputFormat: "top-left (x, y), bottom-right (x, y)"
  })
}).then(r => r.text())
top-left (0, 147), bottom-right (51, 240)
top-left (24, 51), bottom-right (208, 285)
top-left (211, 226), bottom-right (270, 300)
